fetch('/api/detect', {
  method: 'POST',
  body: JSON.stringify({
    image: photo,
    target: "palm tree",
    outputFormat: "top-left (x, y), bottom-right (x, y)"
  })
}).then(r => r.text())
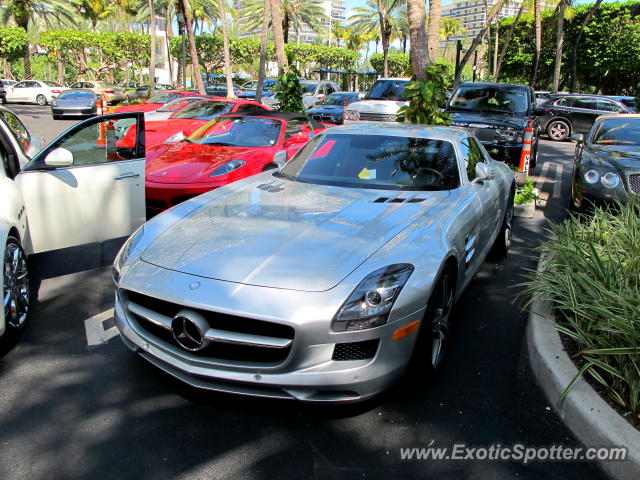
top-left (148, 0), bottom-right (156, 94)
top-left (440, 17), bottom-right (464, 58)
top-left (255, 0), bottom-right (270, 102)
top-left (530, 0), bottom-right (541, 87)
top-left (427, 0), bottom-right (441, 60)
top-left (218, 0), bottom-right (234, 98)
top-left (270, 0), bottom-right (287, 69)
top-left (176, 0), bottom-right (205, 93)
top-left (2, 0), bottom-right (75, 79)
top-left (348, 0), bottom-right (403, 77)
top-left (569, 0), bottom-right (603, 92)
top-left (239, 0), bottom-right (327, 44)
top-left (407, 0), bottom-right (429, 79)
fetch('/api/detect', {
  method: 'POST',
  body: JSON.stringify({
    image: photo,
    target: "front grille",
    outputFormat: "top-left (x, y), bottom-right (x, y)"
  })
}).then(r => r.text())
top-left (312, 114), bottom-right (340, 123)
top-left (471, 128), bottom-right (497, 142)
top-left (124, 290), bottom-right (294, 365)
top-left (358, 112), bottom-right (397, 122)
top-left (332, 340), bottom-right (379, 361)
top-left (629, 174), bottom-right (640, 193)
top-left (145, 198), bottom-right (168, 211)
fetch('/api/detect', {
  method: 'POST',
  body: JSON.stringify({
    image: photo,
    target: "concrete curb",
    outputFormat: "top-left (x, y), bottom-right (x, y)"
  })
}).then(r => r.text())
top-left (526, 256), bottom-right (640, 479)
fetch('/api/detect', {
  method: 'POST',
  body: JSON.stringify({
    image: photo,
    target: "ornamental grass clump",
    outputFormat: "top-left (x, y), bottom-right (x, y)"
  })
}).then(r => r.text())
top-left (523, 197), bottom-right (640, 424)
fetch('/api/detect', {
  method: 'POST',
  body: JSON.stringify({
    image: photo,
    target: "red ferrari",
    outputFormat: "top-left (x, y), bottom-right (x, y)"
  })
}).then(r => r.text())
top-left (145, 112), bottom-right (326, 214)
top-left (113, 90), bottom-right (205, 113)
top-left (122, 98), bottom-right (269, 150)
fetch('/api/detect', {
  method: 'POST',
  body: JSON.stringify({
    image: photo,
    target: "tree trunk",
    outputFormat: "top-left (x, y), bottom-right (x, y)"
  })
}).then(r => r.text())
top-left (149, 0), bottom-right (157, 96)
top-left (283, 10), bottom-right (290, 44)
top-left (376, 0), bottom-right (388, 76)
top-left (256, 0), bottom-right (271, 103)
top-left (493, 22), bottom-right (499, 81)
top-left (270, 0), bottom-right (288, 71)
top-left (165, 7), bottom-right (174, 85)
top-left (178, 0), bottom-right (205, 94)
top-left (530, 0), bottom-right (542, 88)
top-left (427, 0), bottom-right (441, 60)
top-left (551, 0), bottom-right (566, 93)
top-left (407, 0), bottom-right (430, 80)
top-left (23, 49), bottom-right (32, 80)
top-left (570, 0), bottom-right (603, 92)
top-left (56, 55), bottom-right (65, 84)
top-left (495, 1), bottom-right (525, 81)
top-left (218, 0), bottom-right (235, 98)
top-left (453, 0), bottom-right (506, 85)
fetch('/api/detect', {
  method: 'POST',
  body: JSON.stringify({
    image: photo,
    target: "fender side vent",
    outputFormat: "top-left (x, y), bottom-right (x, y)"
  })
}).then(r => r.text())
top-left (373, 197), bottom-right (427, 204)
top-left (257, 183), bottom-right (285, 193)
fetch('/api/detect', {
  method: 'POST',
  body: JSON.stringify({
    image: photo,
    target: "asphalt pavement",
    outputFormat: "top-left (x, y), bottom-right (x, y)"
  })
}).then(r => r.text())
top-left (0, 105), bottom-right (605, 480)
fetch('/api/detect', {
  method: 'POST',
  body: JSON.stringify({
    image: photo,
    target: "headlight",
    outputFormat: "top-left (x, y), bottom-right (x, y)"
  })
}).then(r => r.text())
top-left (51, 100), bottom-right (57, 106)
top-left (332, 264), bottom-right (414, 332)
top-left (584, 169), bottom-right (600, 184)
top-left (165, 131), bottom-right (185, 143)
top-left (209, 159), bottom-right (246, 177)
top-left (113, 226), bottom-right (145, 283)
top-left (344, 110), bottom-right (360, 121)
top-left (601, 172), bottom-right (621, 189)
top-left (495, 127), bottom-right (520, 143)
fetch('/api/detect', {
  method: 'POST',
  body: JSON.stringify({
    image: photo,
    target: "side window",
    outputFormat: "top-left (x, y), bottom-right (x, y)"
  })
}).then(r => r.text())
top-left (596, 99), bottom-right (621, 112)
top-left (461, 137), bottom-right (485, 181)
top-left (70, 82), bottom-right (81, 89)
top-left (284, 119), bottom-right (306, 139)
top-left (325, 84), bottom-right (334, 95)
top-left (573, 97), bottom-right (597, 110)
top-left (0, 111), bottom-right (31, 155)
top-left (14, 82), bottom-right (27, 89)
top-left (555, 97), bottom-right (570, 107)
top-left (237, 103), bottom-right (265, 113)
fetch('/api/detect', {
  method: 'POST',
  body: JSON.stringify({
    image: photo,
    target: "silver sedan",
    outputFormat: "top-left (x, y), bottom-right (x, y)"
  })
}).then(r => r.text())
top-left (113, 124), bottom-right (515, 402)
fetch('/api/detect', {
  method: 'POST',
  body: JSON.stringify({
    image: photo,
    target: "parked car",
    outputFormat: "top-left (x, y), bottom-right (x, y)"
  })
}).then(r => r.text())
top-left (3, 80), bottom-right (64, 105)
top-left (343, 78), bottom-right (410, 123)
top-left (237, 79), bottom-right (279, 102)
top-left (446, 82), bottom-right (543, 168)
top-left (144, 96), bottom-right (209, 122)
top-left (1, 108), bottom-right (146, 341)
top-left (144, 112), bottom-right (325, 215)
top-left (112, 90), bottom-right (204, 113)
top-left (204, 82), bottom-right (243, 97)
top-left (605, 95), bottom-right (637, 112)
top-left (132, 84), bottom-right (174, 100)
top-left (538, 94), bottom-right (633, 141)
top-left (570, 114), bottom-right (640, 210)
top-left (307, 92), bottom-right (362, 124)
top-left (51, 89), bottom-right (99, 119)
top-left (0, 79), bottom-right (17, 104)
top-left (69, 80), bottom-right (126, 104)
top-left (261, 80), bottom-right (341, 110)
top-left (119, 82), bottom-right (140, 89)
top-left (121, 98), bottom-right (269, 150)
top-left (113, 123), bottom-right (515, 402)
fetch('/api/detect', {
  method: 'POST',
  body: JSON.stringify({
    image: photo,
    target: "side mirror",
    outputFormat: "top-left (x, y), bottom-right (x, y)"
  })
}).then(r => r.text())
top-left (273, 150), bottom-right (287, 168)
top-left (532, 106), bottom-right (545, 116)
top-left (44, 147), bottom-right (73, 167)
top-left (472, 163), bottom-right (495, 183)
top-left (570, 134), bottom-right (584, 143)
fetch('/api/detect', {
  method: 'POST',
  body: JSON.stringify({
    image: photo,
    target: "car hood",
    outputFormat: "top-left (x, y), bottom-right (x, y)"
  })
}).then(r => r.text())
top-left (145, 118), bottom-right (199, 133)
top-left (141, 178), bottom-right (449, 291)
top-left (347, 100), bottom-right (407, 113)
top-left (589, 145), bottom-right (640, 170)
top-left (449, 111), bottom-right (527, 129)
top-left (113, 103), bottom-right (162, 113)
top-left (308, 106), bottom-right (344, 114)
top-left (146, 143), bottom-right (261, 183)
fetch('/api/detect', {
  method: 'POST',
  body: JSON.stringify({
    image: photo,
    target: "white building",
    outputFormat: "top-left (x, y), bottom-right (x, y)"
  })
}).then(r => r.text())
top-left (441, 0), bottom-right (525, 43)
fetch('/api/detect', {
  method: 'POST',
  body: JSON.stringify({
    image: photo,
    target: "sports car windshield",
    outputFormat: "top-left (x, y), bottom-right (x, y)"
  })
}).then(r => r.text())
top-left (156, 97), bottom-right (204, 112)
top-left (173, 101), bottom-right (234, 119)
top-left (147, 92), bottom-right (181, 104)
top-left (188, 116), bottom-right (281, 147)
top-left (322, 94), bottom-right (354, 106)
top-left (591, 118), bottom-right (640, 146)
top-left (275, 134), bottom-right (460, 191)
top-left (449, 86), bottom-right (529, 114)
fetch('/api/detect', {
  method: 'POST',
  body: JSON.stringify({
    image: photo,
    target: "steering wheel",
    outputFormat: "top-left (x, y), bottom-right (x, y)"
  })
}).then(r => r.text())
top-left (416, 167), bottom-right (444, 179)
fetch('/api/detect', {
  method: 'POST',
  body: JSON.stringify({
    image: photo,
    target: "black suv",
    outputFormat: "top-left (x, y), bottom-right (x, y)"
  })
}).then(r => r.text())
top-left (538, 95), bottom-right (633, 141)
top-left (446, 82), bottom-right (543, 168)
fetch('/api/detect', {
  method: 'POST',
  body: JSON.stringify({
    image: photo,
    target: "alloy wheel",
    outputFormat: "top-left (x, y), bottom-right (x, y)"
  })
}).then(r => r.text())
top-left (548, 122), bottom-right (568, 141)
top-left (3, 239), bottom-right (29, 330)
top-left (36, 95), bottom-right (46, 106)
top-left (430, 272), bottom-right (454, 370)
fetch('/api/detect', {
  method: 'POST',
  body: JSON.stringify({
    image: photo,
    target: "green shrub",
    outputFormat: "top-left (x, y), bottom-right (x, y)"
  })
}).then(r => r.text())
top-left (523, 198), bottom-right (640, 423)
top-left (274, 70), bottom-right (304, 113)
top-left (396, 63), bottom-right (451, 125)
top-left (514, 179), bottom-right (538, 204)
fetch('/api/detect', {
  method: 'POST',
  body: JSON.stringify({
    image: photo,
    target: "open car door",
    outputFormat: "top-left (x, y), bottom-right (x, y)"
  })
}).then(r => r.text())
top-left (15, 112), bottom-right (146, 254)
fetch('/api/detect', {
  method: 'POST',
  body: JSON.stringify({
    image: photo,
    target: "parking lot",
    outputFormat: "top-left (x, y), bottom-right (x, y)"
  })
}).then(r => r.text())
top-left (0, 105), bottom-right (604, 480)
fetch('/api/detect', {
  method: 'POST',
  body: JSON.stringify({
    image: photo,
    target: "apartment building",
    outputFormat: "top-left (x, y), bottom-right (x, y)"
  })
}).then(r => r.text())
top-left (441, 0), bottom-right (525, 42)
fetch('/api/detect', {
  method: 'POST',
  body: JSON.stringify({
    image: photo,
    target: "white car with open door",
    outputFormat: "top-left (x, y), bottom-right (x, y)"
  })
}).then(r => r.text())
top-left (4, 80), bottom-right (64, 106)
top-left (0, 110), bottom-right (146, 339)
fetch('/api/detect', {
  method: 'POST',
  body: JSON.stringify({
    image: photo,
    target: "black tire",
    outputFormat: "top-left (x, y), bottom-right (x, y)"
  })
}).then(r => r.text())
top-left (1, 96), bottom-right (6, 104)
top-left (491, 191), bottom-right (515, 258)
top-left (546, 120), bottom-right (570, 141)
top-left (52, 114), bottom-right (60, 120)
top-left (35, 94), bottom-right (47, 106)
top-left (3, 236), bottom-right (30, 332)
top-left (411, 267), bottom-right (456, 376)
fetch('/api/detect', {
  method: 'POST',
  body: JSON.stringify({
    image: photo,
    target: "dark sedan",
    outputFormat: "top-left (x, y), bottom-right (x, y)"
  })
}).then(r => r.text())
top-left (205, 82), bottom-right (242, 97)
top-left (539, 94), bottom-right (633, 141)
top-left (570, 114), bottom-right (640, 210)
top-left (307, 92), bottom-right (361, 124)
top-left (51, 89), bottom-right (98, 119)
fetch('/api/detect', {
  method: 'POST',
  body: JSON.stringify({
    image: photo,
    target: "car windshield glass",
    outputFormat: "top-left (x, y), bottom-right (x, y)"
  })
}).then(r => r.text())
top-left (245, 80), bottom-right (276, 92)
top-left (189, 117), bottom-right (281, 147)
top-left (619, 98), bottom-right (636, 109)
top-left (275, 134), bottom-right (460, 191)
top-left (323, 94), bottom-right (349, 106)
top-left (449, 86), bottom-right (530, 114)
top-left (157, 97), bottom-right (204, 112)
top-left (591, 118), bottom-right (640, 146)
top-left (301, 82), bottom-right (317, 94)
top-left (57, 90), bottom-right (94, 99)
top-left (173, 101), bottom-right (234, 119)
top-left (147, 92), bottom-right (181, 104)
top-left (43, 81), bottom-right (63, 87)
top-left (365, 80), bottom-right (409, 100)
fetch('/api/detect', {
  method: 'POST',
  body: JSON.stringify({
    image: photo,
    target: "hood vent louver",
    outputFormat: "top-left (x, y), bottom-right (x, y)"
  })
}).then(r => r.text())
top-left (257, 183), bottom-right (285, 193)
top-left (373, 196), bottom-right (426, 204)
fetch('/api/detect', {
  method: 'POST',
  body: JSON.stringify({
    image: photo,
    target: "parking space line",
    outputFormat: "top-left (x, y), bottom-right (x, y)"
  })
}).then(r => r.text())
top-left (554, 164), bottom-right (564, 199)
top-left (84, 308), bottom-right (117, 346)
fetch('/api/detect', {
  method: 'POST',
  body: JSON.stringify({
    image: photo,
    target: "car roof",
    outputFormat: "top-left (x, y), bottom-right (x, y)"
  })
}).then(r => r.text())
top-left (596, 113), bottom-right (640, 120)
top-left (319, 123), bottom-right (471, 142)
top-left (376, 77), bottom-right (410, 81)
top-left (458, 82), bottom-right (530, 90)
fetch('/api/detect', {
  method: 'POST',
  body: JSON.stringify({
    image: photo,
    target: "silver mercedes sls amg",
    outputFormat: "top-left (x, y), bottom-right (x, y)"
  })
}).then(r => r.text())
top-left (113, 123), bottom-right (515, 402)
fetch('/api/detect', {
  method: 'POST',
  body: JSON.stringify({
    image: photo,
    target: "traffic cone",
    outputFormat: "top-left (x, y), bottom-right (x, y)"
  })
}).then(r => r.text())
top-left (97, 122), bottom-right (106, 147)
top-left (519, 120), bottom-right (534, 175)
top-left (102, 93), bottom-right (110, 114)
top-left (96, 97), bottom-right (103, 116)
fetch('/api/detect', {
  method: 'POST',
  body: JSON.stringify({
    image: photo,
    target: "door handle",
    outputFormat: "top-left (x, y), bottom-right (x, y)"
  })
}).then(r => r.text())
top-left (114, 172), bottom-right (140, 180)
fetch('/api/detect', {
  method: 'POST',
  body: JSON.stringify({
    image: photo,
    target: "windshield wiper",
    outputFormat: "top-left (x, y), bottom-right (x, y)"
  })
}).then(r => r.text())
top-left (204, 142), bottom-right (236, 146)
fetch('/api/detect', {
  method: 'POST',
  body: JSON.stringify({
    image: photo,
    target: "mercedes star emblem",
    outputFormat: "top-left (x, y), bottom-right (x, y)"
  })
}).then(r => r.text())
top-left (170, 310), bottom-right (211, 352)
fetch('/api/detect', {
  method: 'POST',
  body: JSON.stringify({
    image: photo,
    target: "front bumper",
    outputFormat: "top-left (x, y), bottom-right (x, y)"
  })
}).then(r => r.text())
top-left (481, 142), bottom-right (523, 164)
top-left (114, 262), bottom-right (420, 403)
top-left (51, 107), bottom-right (96, 116)
top-left (145, 180), bottom-right (222, 214)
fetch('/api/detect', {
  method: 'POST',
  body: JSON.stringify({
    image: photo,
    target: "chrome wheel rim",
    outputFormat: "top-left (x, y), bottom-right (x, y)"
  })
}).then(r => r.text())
top-left (4, 241), bottom-right (29, 329)
top-left (431, 273), bottom-right (454, 370)
top-left (504, 201), bottom-right (514, 250)
top-left (36, 95), bottom-right (46, 105)
top-left (549, 123), bottom-right (567, 140)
